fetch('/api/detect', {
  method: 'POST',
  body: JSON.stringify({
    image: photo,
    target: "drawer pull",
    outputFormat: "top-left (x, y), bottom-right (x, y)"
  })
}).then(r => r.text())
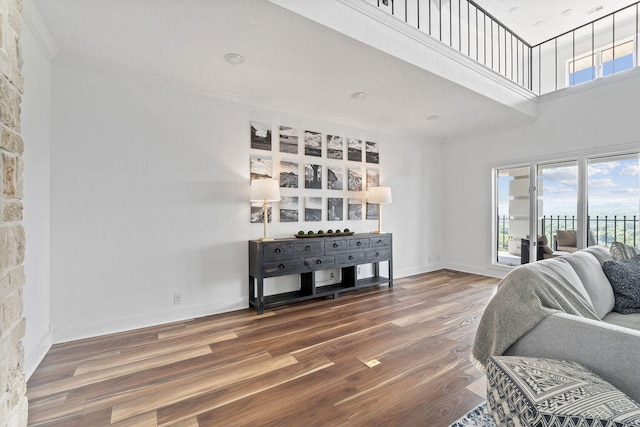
top-left (305, 245), bottom-right (311, 251)
top-left (333, 243), bottom-right (339, 248)
top-left (348, 255), bottom-right (354, 260)
top-left (275, 248), bottom-right (281, 254)
top-left (316, 259), bottom-right (322, 264)
top-left (376, 239), bottom-right (383, 244)
top-left (356, 241), bottom-right (362, 247)
top-left (279, 264), bottom-right (285, 269)
top-left (375, 252), bottom-right (380, 257)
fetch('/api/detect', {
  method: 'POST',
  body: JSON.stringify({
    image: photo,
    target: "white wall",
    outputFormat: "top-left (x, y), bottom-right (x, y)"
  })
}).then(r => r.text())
top-left (444, 69), bottom-right (640, 277)
top-left (49, 63), bottom-right (444, 342)
top-left (21, 12), bottom-right (52, 377)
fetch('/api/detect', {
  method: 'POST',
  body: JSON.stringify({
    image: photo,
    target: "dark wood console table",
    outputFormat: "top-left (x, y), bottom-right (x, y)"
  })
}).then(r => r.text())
top-left (248, 233), bottom-right (393, 314)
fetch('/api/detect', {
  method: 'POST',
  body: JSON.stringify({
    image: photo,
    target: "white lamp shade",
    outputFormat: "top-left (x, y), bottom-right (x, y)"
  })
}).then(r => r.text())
top-left (250, 179), bottom-right (281, 202)
top-left (368, 186), bottom-right (392, 204)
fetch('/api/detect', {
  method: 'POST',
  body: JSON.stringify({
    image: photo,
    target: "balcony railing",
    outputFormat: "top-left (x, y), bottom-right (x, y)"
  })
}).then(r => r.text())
top-left (373, 0), bottom-right (532, 89)
top-left (374, 0), bottom-right (640, 94)
top-left (497, 214), bottom-right (639, 252)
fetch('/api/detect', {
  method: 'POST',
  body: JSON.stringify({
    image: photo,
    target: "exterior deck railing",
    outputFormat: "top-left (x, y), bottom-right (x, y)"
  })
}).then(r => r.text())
top-left (497, 214), bottom-right (639, 252)
top-left (373, 0), bottom-right (640, 94)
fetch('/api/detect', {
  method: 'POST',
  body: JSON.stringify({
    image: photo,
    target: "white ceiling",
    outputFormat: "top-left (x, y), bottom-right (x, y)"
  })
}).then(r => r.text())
top-left (478, 0), bottom-right (638, 45)
top-left (30, 0), bottom-right (637, 140)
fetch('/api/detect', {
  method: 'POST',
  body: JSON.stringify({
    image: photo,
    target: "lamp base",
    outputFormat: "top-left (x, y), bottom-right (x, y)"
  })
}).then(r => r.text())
top-left (372, 231), bottom-right (387, 234)
top-left (259, 237), bottom-right (275, 241)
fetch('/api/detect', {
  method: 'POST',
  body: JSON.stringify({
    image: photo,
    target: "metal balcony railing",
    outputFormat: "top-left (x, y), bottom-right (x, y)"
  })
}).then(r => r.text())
top-left (497, 214), bottom-right (640, 252)
top-left (374, 0), bottom-right (640, 94)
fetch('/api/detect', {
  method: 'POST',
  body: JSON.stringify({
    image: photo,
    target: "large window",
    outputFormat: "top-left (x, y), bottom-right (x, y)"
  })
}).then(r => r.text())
top-left (494, 152), bottom-right (640, 266)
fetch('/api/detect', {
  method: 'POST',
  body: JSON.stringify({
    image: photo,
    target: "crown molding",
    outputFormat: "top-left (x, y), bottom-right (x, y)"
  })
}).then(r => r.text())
top-left (54, 56), bottom-right (440, 142)
top-left (22, 0), bottom-right (59, 61)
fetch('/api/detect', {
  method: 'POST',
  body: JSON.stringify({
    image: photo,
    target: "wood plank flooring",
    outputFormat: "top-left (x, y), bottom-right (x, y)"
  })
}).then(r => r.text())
top-left (27, 269), bottom-right (498, 426)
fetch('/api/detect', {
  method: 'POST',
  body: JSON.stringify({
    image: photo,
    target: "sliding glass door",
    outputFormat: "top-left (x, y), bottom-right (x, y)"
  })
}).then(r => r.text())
top-left (537, 161), bottom-right (578, 256)
top-left (494, 151), bottom-right (640, 267)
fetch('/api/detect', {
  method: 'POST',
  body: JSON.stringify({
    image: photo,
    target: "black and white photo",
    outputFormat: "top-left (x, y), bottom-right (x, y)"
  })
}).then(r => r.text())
top-left (304, 130), bottom-right (322, 157)
top-left (347, 138), bottom-right (362, 162)
top-left (305, 163), bottom-right (322, 189)
top-left (305, 197), bottom-right (322, 221)
top-left (327, 166), bottom-right (343, 190)
top-left (327, 198), bottom-right (343, 221)
top-left (280, 161), bottom-right (298, 188)
top-left (251, 205), bottom-right (272, 223)
top-left (366, 141), bottom-right (379, 164)
top-left (327, 135), bottom-right (344, 159)
top-left (366, 203), bottom-right (379, 220)
top-left (250, 156), bottom-right (272, 180)
top-left (347, 168), bottom-right (362, 191)
top-left (279, 126), bottom-right (298, 154)
top-left (367, 169), bottom-right (379, 189)
top-left (251, 121), bottom-right (271, 151)
top-left (348, 198), bottom-right (362, 220)
top-left (280, 196), bottom-right (299, 222)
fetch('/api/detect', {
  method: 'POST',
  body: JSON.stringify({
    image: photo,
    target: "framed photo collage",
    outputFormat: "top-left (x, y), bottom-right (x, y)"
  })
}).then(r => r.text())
top-left (250, 121), bottom-right (381, 224)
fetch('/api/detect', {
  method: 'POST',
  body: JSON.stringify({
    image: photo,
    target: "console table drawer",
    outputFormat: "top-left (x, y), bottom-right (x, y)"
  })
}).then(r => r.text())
top-left (263, 243), bottom-right (295, 260)
top-left (263, 259), bottom-right (301, 277)
top-left (325, 239), bottom-right (348, 253)
top-left (349, 237), bottom-right (370, 250)
top-left (371, 235), bottom-right (391, 248)
top-left (366, 248), bottom-right (391, 261)
top-left (295, 241), bottom-right (324, 256)
top-left (336, 251), bottom-right (366, 265)
top-left (303, 255), bottom-right (335, 270)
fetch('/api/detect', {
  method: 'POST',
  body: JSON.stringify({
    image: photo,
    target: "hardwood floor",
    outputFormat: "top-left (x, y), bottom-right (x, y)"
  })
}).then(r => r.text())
top-left (27, 269), bottom-right (498, 426)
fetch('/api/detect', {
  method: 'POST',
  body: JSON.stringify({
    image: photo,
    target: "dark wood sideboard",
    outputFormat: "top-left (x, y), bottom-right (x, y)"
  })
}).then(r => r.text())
top-left (249, 233), bottom-right (393, 314)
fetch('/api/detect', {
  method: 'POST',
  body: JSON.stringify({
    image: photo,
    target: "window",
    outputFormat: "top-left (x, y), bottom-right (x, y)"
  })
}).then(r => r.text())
top-left (568, 40), bottom-right (635, 86)
top-left (494, 152), bottom-right (640, 267)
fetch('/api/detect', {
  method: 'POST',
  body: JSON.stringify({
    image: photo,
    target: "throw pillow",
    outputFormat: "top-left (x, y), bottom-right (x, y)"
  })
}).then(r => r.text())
top-left (602, 255), bottom-right (640, 314)
top-left (610, 241), bottom-right (640, 261)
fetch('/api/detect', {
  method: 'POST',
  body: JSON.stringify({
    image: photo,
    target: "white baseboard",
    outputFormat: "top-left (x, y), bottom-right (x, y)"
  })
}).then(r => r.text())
top-left (443, 262), bottom-right (507, 279)
top-left (52, 299), bottom-right (247, 344)
top-left (393, 263), bottom-right (444, 278)
top-left (25, 326), bottom-right (53, 380)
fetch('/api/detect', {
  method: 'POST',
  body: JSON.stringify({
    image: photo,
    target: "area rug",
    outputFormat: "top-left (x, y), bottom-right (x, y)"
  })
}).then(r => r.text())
top-left (449, 402), bottom-right (496, 427)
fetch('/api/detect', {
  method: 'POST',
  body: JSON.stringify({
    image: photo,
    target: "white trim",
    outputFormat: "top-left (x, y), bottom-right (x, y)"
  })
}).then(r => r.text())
top-left (24, 326), bottom-right (52, 379)
top-left (22, 0), bottom-right (58, 61)
top-left (444, 261), bottom-right (506, 279)
top-left (52, 298), bottom-right (248, 344)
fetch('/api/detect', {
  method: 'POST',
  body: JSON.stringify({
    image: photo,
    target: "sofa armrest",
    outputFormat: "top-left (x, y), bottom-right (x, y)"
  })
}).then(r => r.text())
top-left (505, 312), bottom-right (640, 401)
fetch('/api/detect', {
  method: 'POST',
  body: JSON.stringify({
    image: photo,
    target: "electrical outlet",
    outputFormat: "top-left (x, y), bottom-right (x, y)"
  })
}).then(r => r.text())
top-left (330, 272), bottom-right (335, 280)
top-left (173, 293), bottom-right (182, 305)
top-left (357, 265), bottom-right (363, 275)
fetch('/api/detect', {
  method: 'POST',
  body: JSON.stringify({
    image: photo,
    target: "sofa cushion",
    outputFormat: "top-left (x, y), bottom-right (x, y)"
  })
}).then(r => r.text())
top-left (486, 356), bottom-right (640, 426)
top-left (602, 255), bottom-right (640, 314)
top-left (603, 312), bottom-right (640, 332)
top-left (564, 251), bottom-right (615, 318)
top-left (610, 241), bottom-right (640, 261)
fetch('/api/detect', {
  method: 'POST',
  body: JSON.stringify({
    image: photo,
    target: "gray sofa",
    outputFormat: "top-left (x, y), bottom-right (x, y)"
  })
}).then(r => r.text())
top-left (473, 246), bottom-right (640, 402)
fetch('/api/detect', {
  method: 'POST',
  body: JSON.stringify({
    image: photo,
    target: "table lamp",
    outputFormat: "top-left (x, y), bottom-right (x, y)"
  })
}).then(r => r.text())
top-left (367, 186), bottom-right (392, 234)
top-left (250, 179), bottom-right (281, 241)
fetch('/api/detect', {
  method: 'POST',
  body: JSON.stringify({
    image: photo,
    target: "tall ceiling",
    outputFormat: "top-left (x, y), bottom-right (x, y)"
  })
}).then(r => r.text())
top-left (31, 0), bottom-right (638, 140)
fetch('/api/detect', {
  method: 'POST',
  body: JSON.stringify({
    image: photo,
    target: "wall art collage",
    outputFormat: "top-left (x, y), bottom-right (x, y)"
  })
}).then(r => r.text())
top-left (250, 121), bottom-right (381, 224)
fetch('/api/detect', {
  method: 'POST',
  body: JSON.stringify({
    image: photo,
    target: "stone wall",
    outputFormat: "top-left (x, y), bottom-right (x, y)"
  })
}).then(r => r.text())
top-left (0, 0), bottom-right (26, 425)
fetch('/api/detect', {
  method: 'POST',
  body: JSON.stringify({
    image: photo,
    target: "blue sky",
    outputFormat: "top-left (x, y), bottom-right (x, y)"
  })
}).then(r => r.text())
top-left (498, 156), bottom-right (640, 218)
